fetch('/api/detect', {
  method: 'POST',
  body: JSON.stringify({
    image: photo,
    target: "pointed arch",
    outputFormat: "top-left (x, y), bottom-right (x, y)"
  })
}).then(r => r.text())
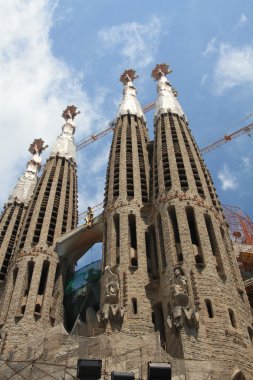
top-left (232, 369), bottom-right (246, 380)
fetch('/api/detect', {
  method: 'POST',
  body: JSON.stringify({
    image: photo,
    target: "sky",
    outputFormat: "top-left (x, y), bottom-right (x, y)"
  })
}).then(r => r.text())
top-left (0, 1), bottom-right (253, 267)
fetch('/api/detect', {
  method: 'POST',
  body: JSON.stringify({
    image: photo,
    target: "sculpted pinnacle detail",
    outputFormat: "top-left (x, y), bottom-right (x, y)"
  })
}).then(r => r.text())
top-left (62, 105), bottom-right (80, 124)
top-left (152, 63), bottom-right (185, 118)
top-left (118, 69), bottom-right (144, 118)
top-left (28, 138), bottom-right (48, 156)
top-left (8, 139), bottom-right (47, 205)
top-left (120, 69), bottom-right (138, 85)
top-left (50, 105), bottom-right (80, 162)
top-left (151, 63), bottom-right (172, 81)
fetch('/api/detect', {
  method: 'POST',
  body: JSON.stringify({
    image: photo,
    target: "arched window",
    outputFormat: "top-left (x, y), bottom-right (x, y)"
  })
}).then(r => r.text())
top-left (232, 369), bottom-right (246, 380)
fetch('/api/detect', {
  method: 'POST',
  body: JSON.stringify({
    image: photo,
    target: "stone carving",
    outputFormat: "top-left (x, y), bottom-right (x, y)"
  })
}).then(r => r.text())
top-left (97, 266), bottom-right (124, 322)
top-left (167, 267), bottom-right (199, 330)
top-left (85, 207), bottom-right (94, 228)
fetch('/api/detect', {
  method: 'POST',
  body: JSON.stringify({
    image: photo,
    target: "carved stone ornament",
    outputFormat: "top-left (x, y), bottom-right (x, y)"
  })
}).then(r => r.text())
top-left (151, 63), bottom-right (172, 81)
top-left (29, 139), bottom-right (48, 156)
top-left (167, 266), bottom-right (199, 330)
top-left (120, 69), bottom-right (138, 85)
top-left (97, 266), bottom-right (125, 323)
top-left (61, 105), bottom-right (80, 123)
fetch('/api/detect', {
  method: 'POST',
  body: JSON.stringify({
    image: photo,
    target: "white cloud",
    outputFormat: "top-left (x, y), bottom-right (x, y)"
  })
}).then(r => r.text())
top-left (98, 16), bottom-right (162, 70)
top-left (234, 13), bottom-right (248, 29)
top-left (0, 0), bottom-right (107, 206)
top-left (200, 74), bottom-right (208, 86)
top-left (241, 156), bottom-right (252, 171)
top-left (218, 164), bottom-right (238, 190)
top-left (202, 37), bottom-right (217, 56)
top-left (214, 44), bottom-right (253, 94)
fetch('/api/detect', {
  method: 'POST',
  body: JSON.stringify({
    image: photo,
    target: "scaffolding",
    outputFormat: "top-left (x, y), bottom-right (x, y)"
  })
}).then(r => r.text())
top-left (224, 205), bottom-right (253, 308)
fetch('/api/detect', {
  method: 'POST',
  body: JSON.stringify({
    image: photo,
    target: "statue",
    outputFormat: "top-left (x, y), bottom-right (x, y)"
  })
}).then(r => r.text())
top-left (104, 266), bottom-right (120, 302)
top-left (85, 207), bottom-right (94, 228)
top-left (97, 266), bottom-right (124, 322)
top-left (167, 267), bottom-right (199, 330)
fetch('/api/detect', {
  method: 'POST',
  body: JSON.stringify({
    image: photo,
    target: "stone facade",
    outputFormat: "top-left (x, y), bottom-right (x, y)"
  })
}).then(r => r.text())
top-left (0, 70), bottom-right (252, 379)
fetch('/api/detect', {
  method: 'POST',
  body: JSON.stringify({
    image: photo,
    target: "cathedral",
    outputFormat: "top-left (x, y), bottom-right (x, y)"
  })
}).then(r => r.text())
top-left (0, 64), bottom-right (252, 379)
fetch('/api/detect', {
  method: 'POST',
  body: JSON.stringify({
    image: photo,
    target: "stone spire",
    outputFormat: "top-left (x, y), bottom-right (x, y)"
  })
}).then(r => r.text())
top-left (149, 63), bottom-right (253, 377)
top-left (118, 69), bottom-right (145, 119)
top-left (0, 107), bottom-right (79, 353)
top-left (152, 63), bottom-right (186, 119)
top-left (8, 139), bottom-right (47, 206)
top-left (50, 105), bottom-right (80, 162)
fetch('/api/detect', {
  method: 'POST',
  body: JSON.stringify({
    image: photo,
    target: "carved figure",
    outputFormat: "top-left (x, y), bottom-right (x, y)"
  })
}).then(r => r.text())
top-left (173, 266), bottom-right (189, 307)
top-left (97, 266), bottom-right (124, 323)
top-left (167, 267), bottom-right (199, 330)
top-left (85, 207), bottom-right (94, 228)
top-left (104, 266), bottom-right (120, 303)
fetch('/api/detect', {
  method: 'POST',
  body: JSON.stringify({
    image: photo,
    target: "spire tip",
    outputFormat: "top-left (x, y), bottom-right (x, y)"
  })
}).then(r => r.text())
top-left (120, 69), bottom-right (138, 85)
top-left (152, 63), bottom-right (172, 80)
top-left (62, 105), bottom-right (80, 123)
top-left (29, 139), bottom-right (48, 155)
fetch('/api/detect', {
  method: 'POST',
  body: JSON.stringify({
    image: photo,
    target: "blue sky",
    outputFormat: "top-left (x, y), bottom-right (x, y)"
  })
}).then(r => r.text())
top-left (1, 0), bottom-right (253, 230)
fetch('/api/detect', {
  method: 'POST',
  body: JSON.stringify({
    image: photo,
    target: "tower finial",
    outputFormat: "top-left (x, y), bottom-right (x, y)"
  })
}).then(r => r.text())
top-left (62, 105), bottom-right (80, 123)
top-left (29, 138), bottom-right (48, 156)
top-left (151, 63), bottom-right (172, 81)
top-left (120, 69), bottom-right (138, 85)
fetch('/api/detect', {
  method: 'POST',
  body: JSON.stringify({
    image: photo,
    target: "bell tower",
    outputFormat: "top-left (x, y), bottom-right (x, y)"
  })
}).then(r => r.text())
top-left (99, 70), bottom-right (153, 334)
top-left (0, 106), bottom-right (79, 354)
top-left (0, 139), bottom-right (45, 295)
top-left (151, 63), bottom-right (253, 376)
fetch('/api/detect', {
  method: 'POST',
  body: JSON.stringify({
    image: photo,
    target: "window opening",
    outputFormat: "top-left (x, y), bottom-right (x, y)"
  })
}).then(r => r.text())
top-left (205, 299), bottom-right (214, 318)
top-left (228, 308), bottom-right (236, 328)
top-left (157, 215), bottom-right (167, 268)
top-left (186, 207), bottom-right (204, 265)
top-left (132, 298), bottom-right (138, 314)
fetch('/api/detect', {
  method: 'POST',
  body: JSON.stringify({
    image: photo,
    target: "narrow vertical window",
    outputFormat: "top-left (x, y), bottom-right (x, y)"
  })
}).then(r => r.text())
top-left (50, 263), bottom-right (61, 323)
top-left (186, 207), bottom-right (204, 265)
top-left (132, 298), bottom-right (138, 314)
top-left (157, 215), bottom-right (167, 268)
top-left (204, 214), bottom-right (224, 275)
top-left (21, 260), bottom-right (35, 315)
top-left (228, 308), bottom-right (236, 328)
top-left (129, 214), bottom-right (138, 267)
top-left (27, 261), bottom-right (35, 295)
top-left (205, 299), bottom-right (214, 318)
top-left (145, 231), bottom-right (152, 275)
top-left (13, 267), bottom-right (19, 287)
top-left (114, 214), bottom-right (120, 265)
top-left (152, 303), bottom-right (166, 349)
top-left (168, 206), bottom-right (183, 262)
top-left (35, 260), bottom-right (50, 314)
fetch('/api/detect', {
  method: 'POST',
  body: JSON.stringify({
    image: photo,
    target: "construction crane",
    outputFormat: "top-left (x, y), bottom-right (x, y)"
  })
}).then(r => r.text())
top-left (200, 122), bottom-right (253, 155)
top-left (76, 101), bottom-right (156, 151)
top-left (76, 103), bottom-right (253, 154)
